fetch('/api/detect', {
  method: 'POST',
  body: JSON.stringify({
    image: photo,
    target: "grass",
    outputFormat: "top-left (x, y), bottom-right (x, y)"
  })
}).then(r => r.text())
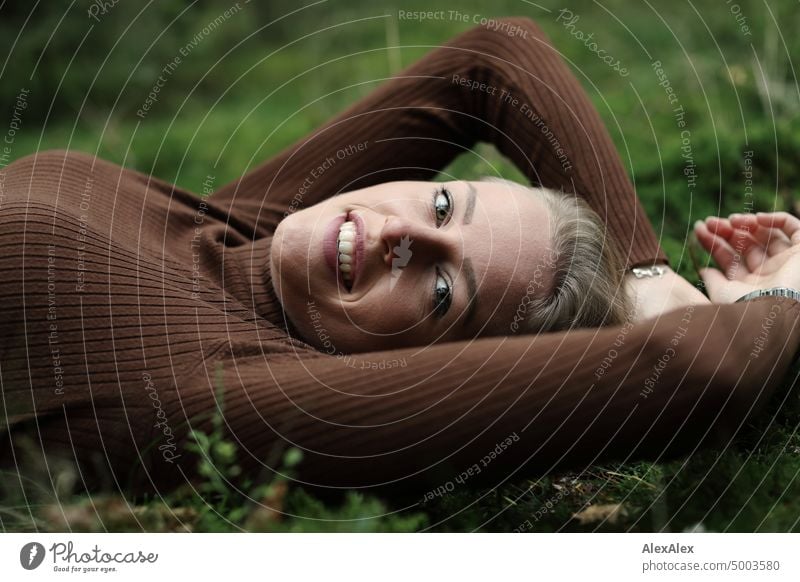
top-left (1, 0), bottom-right (800, 532)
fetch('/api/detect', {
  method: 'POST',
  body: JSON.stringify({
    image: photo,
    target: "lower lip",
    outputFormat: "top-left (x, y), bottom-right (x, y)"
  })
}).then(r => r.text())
top-left (323, 213), bottom-right (348, 284)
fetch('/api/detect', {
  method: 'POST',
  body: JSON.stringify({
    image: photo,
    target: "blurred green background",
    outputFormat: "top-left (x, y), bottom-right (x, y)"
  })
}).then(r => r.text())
top-left (2, 0), bottom-right (800, 532)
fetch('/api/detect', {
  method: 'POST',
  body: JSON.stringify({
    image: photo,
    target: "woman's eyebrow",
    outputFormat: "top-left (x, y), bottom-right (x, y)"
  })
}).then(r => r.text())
top-left (457, 184), bottom-right (478, 326)
top-left (462, 181), bottom-right (477, 225)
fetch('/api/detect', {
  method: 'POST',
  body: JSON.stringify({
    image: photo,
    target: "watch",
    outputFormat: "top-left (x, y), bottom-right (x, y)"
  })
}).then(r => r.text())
top-left (735, 287), bottom-right (800, 303)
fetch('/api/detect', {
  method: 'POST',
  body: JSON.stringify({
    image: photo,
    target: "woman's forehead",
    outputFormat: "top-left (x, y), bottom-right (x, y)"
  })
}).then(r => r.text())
top-left (455, 181), bottom-right (555, 333)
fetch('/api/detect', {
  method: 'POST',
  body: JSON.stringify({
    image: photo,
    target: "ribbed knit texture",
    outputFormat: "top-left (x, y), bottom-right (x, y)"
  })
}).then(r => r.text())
top-left (2, 18), bottom-right (799, 495)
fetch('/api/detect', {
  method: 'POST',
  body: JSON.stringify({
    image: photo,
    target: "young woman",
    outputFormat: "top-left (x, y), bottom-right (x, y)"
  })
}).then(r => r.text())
top-left (2, 18), bottom-right (799, 494)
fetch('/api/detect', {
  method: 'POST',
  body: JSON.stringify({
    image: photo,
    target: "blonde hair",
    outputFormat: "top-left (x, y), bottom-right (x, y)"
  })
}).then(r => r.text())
top-left (482, 177), bottom-right (631, 332)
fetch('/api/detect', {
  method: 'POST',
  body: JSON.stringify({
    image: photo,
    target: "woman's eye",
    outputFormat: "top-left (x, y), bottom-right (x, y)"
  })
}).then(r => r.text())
top-left (433, 269), bottom-right (452, 318)
top-left (433, 187), bottom-right (453, 226)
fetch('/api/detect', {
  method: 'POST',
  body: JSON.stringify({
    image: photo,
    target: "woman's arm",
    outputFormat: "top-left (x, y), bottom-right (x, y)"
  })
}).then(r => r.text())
top-left (213, 18), bottom-right (666, 269)
top-left (154, 297), bottom-right (799, 492)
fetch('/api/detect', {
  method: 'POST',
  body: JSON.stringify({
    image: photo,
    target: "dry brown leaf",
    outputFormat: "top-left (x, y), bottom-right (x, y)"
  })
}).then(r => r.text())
top-left (572, 503), bottom-right (628, 525)
top-left (243, 480), bottom-right (289, 531)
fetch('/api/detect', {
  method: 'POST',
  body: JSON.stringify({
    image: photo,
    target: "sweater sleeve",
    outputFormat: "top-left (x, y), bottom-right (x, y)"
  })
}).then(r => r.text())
top-left (212, 18), bottom-right (665, 268)
top-left (161, 297), bottom-right (800, 492)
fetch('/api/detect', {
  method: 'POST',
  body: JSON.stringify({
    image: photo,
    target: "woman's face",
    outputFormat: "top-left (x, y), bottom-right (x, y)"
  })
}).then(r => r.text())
top-left (269, 180), bottom-right (554, 353)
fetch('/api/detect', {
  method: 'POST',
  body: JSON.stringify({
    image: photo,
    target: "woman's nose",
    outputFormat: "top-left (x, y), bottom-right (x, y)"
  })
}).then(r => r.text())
top-left (380, 215), bottom-right (452, 268)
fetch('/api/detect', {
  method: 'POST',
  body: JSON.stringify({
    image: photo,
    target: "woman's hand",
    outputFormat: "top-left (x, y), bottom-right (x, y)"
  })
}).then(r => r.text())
top-left (693, 211), bottom-right (800, 303)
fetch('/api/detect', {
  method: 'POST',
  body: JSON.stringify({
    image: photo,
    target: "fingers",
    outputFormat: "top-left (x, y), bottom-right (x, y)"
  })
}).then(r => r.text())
top-left (693, 220), bottom-right (743, 276)
top-left (706, 213), bottom-right (792, 257)
top-left (745, 223), bottom-right (792, 256)
top-left (727, 214), bottom-right (777, 271)
top-left (704, 216), bottom-right (734, 238)
top-left (724, 214), bottom-right (763, 254)
top-left (756, 211), bottom-right (800, 242)
top-left (695, 211), bottom-right (799, 277)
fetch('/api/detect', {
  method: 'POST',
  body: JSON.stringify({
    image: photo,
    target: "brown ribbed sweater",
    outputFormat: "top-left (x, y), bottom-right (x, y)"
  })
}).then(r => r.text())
top-left (2, 18), bottom-right (799, 495)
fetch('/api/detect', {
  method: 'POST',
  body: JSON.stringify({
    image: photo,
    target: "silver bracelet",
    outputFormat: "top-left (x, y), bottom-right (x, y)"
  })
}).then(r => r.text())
top-left (735, 287), bottom-right (800, 304)
top-left (630, 265), bottom-right (668, 279)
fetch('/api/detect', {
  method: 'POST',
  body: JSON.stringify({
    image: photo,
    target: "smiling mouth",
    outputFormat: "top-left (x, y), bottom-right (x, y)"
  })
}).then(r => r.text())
top-left (337, 219), bottom-right (356, 291)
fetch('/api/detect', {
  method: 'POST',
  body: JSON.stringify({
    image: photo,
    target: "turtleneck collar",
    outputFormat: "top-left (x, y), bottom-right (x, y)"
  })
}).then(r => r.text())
top-left (196, 227), bottom-right (308, 343)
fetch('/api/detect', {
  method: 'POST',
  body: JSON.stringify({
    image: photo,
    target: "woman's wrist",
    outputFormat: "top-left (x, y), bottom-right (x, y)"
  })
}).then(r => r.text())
top-left (624, 265), bottom-right (710, 322)
top-left (735, 287), bottom-right (800, 304)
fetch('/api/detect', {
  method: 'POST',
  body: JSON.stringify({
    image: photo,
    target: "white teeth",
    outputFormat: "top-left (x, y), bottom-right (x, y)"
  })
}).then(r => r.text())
top-left (337, 220), bottom-right (356, 285)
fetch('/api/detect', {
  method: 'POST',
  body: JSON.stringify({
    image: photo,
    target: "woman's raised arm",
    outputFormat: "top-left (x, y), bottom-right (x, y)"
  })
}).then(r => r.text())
top-left (213, 18), bottom-right (666, 268)
top-left (153, 297), bottom-right (799, 492)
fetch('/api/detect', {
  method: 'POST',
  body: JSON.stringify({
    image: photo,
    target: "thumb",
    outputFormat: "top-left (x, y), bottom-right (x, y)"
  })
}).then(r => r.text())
top-left (699, 267), bottom-right (728, 297)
